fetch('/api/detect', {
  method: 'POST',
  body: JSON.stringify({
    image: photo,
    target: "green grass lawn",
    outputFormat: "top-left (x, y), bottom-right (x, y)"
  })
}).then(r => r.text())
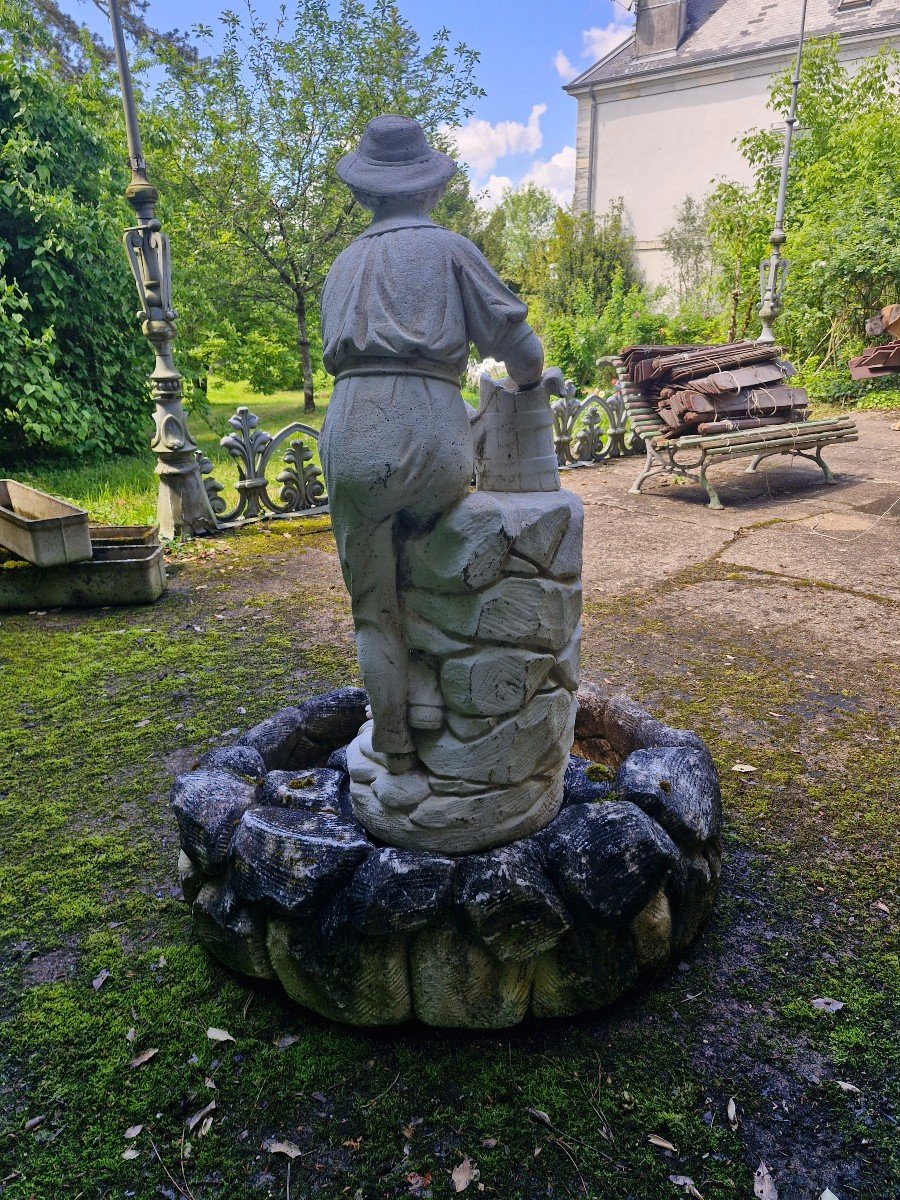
top-left (3, 378), bottom-right (489, 529)
top-left (4, 380), bottom-right (329, 527)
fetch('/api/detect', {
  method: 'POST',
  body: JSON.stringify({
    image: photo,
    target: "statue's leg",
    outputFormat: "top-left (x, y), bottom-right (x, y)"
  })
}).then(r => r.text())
top-left (339, 513), bottom-right (416, 763)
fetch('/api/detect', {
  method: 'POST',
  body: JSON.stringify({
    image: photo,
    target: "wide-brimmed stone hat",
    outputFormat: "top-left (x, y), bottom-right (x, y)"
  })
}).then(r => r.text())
top-left (337, 115), bottom-right (457, 196)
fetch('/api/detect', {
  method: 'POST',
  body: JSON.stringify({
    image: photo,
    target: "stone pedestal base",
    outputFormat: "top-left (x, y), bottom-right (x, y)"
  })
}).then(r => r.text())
top-left (353, 488), bottom-right (583, 855)
top-left (171, 686), bottom-right (722, 1028)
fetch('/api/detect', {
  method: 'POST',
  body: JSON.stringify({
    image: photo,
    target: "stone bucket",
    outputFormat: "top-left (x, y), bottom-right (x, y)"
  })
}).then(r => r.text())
top-left (472, 376), bottom-right (561, 494)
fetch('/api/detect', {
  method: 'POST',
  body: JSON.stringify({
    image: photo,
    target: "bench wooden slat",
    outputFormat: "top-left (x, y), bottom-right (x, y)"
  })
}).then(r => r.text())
top-left (669, 417), bottom-right (854, 449)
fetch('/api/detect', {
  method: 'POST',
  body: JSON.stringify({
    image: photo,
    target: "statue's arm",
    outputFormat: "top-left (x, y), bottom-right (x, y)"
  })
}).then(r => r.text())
top-left (452, 236), bottom-right (546, 389)
top-left (493, 319), bottom-right (544, 389)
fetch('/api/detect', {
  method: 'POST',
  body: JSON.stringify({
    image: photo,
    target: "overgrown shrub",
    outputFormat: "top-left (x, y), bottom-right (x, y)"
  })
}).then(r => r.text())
top-left (0, 51), bottom-right (149, 458)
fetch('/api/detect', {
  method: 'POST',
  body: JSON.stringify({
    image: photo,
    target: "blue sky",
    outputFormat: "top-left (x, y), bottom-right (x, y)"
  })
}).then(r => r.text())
top-left (73, 0), bottom-right (634, 206)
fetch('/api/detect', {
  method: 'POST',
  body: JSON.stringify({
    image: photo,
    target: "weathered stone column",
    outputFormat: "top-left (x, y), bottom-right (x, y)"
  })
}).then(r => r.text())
top-left (346, 374), bottom-right (583, 854)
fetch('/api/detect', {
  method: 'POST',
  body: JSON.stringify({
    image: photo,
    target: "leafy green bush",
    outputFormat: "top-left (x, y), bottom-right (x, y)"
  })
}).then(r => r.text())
top-left (0, 50), bottom-right (148, 459)
top-left (704, 40), bottom-right (900, 377)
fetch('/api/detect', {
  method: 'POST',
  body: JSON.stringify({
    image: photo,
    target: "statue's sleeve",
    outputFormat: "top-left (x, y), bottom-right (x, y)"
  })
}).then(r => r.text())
top-left (452, 239), bottom-right (530, 358)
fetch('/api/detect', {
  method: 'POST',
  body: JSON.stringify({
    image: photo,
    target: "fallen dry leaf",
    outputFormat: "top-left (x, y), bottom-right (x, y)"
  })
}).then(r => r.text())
top-left (649, 1134), bottom-right (678, 1153)
top-left (264, 1138), bottom-right (303, 1159)
top-left (128, 1048), bottom-right (158, 1069)
top-left (731, 763), bottom-right (757, 773)
top-left (875, 901), bottom-right (890, 915)
top-left (755, 1161), bottom-right (778, 1200)
top-left (525, 1106), bottom-right (553, 1129)
top-left (342, 1137), bottom-right (362, 1151)
top-left (481, 1136), bottom-right (498, 1148)
top-left (122, 1147), bottom-right (139, 1161)
top-left (204, 1076), bottom-right (216, 1090)
top-left (125, 1027), bottom-right (136, 1043)
top-left (123, 1124), bottom-right (143, 1140)
top-left (727, 1096), bottom-right (738, 1131)
top-left (405, 1171), bottom-right (431, 1191)
top-left (24, 1116), bottom-right (45, 1133)
top-left (197, 1116), bottom-right (213, 1138)
top-left (811, 997), bottom-right (844, 1014)
top-left (92, 969), bottom-right (110, 991)
top-left (206, 1027), bottom-right (235, 1043)
top-left (669, 1176), bottom-right (704, 1199)
top-left (186, 1101), bottom-right (216, 1133)
top-left (451, 1156), bottom-right (479, 1193)
top-left (836, 1081), bottom-right (860, 1094)
top-left (276, 1034), bottom-right (300, 1049)
top-left (819, 1190), bottom-right (840, 1200)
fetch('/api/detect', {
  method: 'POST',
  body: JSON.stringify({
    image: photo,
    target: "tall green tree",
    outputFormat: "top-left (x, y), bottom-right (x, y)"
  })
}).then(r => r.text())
top-left (0, 0), bottom-right (196, 78)
top-left (530, 198), bottom-right (638, 322)
top-left (706, 38), bottom-right (900, 367)
top-left (661, 194), bottom-right (714, 304)
top-left (152, 0), bottom-right (483, 411)
top-left (0, 38), bottom-right (148, 457)
top-left (481, 182), bottom-right (557, 290)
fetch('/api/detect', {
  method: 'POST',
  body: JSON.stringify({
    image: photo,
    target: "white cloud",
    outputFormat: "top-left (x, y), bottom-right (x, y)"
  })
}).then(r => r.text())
top-left (553, 50), bottom-right (578, 82)
top-left (521, 145), bottom-right (576, 208)
top-left (582, 18), bottom-right (633, 63)
top-left (448, 103), bottom-right (546, 176)
top-left (476, 146), bottom-right (577, 212)
top-left (476, 174), bottom-right (515, 210)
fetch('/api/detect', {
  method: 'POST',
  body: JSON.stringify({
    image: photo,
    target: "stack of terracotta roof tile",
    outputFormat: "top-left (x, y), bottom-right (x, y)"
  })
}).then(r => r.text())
top-left (849, 342), bottom-right (900, 379)
top-left (620, 341), bottom-right (809, 438)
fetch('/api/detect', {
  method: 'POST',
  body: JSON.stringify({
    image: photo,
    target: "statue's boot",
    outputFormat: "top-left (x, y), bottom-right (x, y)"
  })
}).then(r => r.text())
top-left (373, 768), bottom-right (430, 812)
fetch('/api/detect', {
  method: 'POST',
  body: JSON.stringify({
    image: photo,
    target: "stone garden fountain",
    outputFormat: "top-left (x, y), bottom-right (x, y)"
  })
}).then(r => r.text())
top-left (170, 118), bottom-right (722, 1027)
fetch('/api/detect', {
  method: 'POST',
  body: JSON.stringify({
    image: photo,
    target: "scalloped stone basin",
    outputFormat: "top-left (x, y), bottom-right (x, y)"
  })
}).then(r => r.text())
top-left (171, 685), bottom-right (722, 1027)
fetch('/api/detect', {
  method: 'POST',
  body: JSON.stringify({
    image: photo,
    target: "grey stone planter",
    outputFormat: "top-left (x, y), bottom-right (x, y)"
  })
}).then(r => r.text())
top-left (171, 685), bottom-right (722, 1028)
top-left (0, 541), bottom-right (166, 610)
top-left (0, 479), bottom-right (92, 566)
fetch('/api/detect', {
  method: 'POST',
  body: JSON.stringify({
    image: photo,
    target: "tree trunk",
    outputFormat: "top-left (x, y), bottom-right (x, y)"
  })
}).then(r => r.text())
top-left (295, 292), bottom-right (315, 412)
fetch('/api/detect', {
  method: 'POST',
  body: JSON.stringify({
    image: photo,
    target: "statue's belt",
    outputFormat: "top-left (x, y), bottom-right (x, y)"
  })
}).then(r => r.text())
top-left (334, 356), bottom-right (463, 388)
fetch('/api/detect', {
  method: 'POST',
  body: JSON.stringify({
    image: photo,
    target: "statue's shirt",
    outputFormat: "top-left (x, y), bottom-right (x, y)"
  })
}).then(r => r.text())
top-left (321, 220), bottom-right (528, 378)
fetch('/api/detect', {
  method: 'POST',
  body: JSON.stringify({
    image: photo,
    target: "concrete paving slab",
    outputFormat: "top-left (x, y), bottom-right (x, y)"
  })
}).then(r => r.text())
top-left (644, 578), bottom-right (900, 664)
top-left (567, 410), bottom-right (900, 600)
top-left (719, 518), bottom-right (900, 600)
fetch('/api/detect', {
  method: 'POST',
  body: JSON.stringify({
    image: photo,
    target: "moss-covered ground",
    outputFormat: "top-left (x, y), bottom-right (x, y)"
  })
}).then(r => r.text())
top-left (0, 519), bottom-right (897, 1200)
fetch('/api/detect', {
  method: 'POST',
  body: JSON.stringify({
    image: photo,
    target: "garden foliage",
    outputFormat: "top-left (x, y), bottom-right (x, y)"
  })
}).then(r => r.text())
top-left (705, 39), bottom-right (900, 402)
top-left (151, 0), bottom-right (484, 411)
top-left (0, 48), bottom-right (148, 457)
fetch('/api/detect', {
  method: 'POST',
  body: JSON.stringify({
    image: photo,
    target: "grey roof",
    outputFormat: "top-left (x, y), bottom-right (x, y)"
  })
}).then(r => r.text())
top-left (566, 0), bottom-right (900, 90)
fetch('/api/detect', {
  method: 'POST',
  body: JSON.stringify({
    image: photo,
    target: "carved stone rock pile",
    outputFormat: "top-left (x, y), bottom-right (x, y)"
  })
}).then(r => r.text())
top-left (172, 686), bottom-right (722, 1028)
top-left (347, 488), bottom-right (584, 855)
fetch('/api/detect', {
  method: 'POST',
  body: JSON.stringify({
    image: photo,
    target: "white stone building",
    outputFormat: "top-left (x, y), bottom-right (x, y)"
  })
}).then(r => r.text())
top-left (565, 0), bottom-right (900, 288)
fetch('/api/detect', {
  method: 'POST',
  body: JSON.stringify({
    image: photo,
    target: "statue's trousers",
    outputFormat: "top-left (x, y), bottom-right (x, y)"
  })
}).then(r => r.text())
top-left (320, 372), bottom-right (474, 755)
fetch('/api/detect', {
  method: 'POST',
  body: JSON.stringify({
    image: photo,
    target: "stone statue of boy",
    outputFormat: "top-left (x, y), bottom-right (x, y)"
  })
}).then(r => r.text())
top-left (320, 115), bottom-right (547, 775)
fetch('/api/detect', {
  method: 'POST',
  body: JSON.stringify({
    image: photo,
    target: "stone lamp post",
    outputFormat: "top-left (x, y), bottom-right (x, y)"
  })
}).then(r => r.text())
top-left (758, 0), bottom-right (809, 344)
top-left (107, 0), bottom-right (219, 538)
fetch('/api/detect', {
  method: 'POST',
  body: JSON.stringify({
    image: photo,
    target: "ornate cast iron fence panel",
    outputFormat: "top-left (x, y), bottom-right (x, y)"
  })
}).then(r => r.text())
top-left (198, 381), bottom-right (638, 528)
top-left (551, 380), bottom-right (643, 468)
top-left (200, 406), bottom-right (327, 525)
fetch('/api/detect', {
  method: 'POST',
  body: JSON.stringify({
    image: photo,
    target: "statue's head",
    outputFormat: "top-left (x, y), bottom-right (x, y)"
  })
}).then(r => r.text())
top-left (337, 115), bottom-right (457, 215)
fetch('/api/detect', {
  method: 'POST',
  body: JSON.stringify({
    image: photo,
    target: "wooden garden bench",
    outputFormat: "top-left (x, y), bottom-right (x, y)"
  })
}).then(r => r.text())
top-left (606, 356), bottom-right (858, 510)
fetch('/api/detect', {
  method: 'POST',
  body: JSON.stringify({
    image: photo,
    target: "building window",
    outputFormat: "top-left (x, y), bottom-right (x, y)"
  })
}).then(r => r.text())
top-left (838, 0), bottom-right (872, 10)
